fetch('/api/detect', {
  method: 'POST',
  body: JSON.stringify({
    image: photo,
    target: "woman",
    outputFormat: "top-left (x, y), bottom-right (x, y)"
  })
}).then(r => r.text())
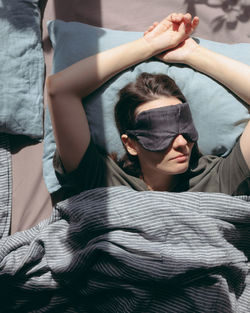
top-left (47, 13), bottom-right (250, 199)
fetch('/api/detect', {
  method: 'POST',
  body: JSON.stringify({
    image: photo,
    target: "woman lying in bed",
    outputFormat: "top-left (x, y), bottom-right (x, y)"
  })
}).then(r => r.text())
top-left (47, 13), bottom-right (250, 199)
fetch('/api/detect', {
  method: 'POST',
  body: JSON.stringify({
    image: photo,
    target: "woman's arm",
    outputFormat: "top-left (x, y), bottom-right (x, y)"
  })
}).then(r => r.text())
top-left (47, 13), bottom-right (199, 173)
top-left (47, 39), bottom-right (154, 173)
top-left (158, 38), bottom-right (250, 168)
top-left (186, 44), bottom-right (250, 169)
top-left (185, 44), bottom-right (250, 105)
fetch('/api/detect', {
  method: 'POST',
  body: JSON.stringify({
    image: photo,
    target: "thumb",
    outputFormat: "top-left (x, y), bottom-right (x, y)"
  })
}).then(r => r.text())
top-left (178, 21), bottom-right (188, 39)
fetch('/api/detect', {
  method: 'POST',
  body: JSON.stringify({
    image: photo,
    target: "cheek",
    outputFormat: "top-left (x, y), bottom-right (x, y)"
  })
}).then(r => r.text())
top-left (189, 142), bottom-right (195, 151)
top-left (149, 150), bottom-right (172, 167)
top-left (137, 147), bottom-right (167, 166)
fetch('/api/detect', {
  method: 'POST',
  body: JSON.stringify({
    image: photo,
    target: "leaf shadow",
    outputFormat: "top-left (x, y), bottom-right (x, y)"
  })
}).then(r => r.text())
top-left (184, 0), bottom-right (250, 33)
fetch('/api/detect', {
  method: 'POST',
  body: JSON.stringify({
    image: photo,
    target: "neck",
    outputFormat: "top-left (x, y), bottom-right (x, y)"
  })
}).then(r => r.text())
top-left (141, 170), bottom-right (178, 192)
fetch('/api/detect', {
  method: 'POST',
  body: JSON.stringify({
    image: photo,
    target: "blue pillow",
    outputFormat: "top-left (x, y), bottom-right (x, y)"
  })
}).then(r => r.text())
top-left (44, 20), bottom-right (250, 193)
top-left (0, 0), bottom-right (44, 138)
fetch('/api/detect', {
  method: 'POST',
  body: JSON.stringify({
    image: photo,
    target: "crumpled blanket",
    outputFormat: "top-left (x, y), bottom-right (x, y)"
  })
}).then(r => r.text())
top-left (0, 133), bottom-right (12, 239)
top-left (0, 184), bottom-right (250, 312)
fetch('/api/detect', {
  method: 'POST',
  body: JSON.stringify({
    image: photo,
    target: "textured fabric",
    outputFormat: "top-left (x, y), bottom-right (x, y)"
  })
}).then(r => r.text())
top-left (53, 140), bottom-right (147, 200)
top-left (0, 187), bottom-right (250, 312)
top-left (187, 140), bottom-right (250, 195)
top-left (0, 0), bottom-right (44, 138)
top-left (126, 102), bottom-right (198, 152)
top-left (0, 134), bottom-right (12, 238)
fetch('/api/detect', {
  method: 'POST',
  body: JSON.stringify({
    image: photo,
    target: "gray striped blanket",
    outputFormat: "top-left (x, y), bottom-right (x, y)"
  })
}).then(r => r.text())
top-left (0, 135), bottom-right (250, 312)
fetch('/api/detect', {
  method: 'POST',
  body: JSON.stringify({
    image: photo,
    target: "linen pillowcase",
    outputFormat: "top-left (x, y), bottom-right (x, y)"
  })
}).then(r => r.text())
top-left (43, 19), bottom-right (250, 193)
top-left (0, 0), bottom-right (44, 138)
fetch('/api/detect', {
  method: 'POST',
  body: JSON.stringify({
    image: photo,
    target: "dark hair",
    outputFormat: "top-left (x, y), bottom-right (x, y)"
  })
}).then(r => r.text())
top-left (113, 72), bottom-right (201, 177)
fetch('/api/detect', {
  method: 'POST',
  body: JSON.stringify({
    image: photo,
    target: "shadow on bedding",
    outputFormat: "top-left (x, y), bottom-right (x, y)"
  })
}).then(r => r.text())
top-left (42, 0), bottom-right (110, 201)
top-left (51, 0), bottom-right (106, 151)
top-left (49, 187), bottom-right (250, 312)
top-left (185, 0), bottom-right (250, 32)
top-left (53, 0), bottom-right (102, 26)
top-left (0, 0), bottom-right (42, 37)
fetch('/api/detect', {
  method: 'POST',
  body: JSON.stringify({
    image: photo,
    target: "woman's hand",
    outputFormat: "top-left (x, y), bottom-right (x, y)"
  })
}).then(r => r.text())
top-left (143, 13), bottom-right (199, 55)
top-left (156, 37), bottom-right (200, 64)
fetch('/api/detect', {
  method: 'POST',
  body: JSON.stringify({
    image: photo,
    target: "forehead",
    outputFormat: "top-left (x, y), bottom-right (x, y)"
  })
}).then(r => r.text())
top-left (135, 96), bottom-right (181, 116)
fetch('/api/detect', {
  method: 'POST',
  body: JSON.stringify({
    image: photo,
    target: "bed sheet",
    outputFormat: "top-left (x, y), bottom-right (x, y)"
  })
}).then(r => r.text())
top-left (2, 187), bottom-right (250, 312)
top-left (11, 0), bottom-right (250, 233)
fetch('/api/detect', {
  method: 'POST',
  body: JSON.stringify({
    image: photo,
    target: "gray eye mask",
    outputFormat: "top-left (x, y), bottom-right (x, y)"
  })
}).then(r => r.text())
top-left (126, 102), bottom-right (198, 152)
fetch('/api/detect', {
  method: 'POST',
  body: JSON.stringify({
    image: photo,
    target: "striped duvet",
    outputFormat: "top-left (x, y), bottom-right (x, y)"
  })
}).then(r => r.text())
top-left (0, 135), bottom-right (250, 312)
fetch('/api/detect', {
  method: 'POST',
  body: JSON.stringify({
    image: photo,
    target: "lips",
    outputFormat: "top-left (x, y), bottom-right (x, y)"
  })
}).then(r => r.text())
top-left (171, 154), bottom-right (189, 161)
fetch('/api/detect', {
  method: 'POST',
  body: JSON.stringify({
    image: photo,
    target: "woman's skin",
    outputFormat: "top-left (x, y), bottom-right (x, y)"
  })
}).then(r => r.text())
top-left (47, 13), bottom-right (250, 192)
top-left (121, 96), bottom-right (194, 191)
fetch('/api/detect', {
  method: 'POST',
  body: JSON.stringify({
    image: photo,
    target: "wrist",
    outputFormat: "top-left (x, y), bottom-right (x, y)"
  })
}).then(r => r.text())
top-left (140, 37), bottom-right (159, 58)
top-left (184, 45), bottom-right (207, 68)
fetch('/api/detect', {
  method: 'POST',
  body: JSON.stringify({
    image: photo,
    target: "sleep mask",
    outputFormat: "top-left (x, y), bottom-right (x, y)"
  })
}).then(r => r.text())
top-left (126, 102), bottom-right (198, 152)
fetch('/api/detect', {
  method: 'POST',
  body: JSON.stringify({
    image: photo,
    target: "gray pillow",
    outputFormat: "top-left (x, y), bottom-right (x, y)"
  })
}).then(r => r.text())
top-left (44, 20), bottom-right (250, 193)
top-left (0, 0), bottom-right (44, 138)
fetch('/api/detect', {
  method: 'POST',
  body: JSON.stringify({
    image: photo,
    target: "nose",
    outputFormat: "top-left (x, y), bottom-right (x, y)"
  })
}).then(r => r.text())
top-left (172, 134), bottom-right (188, 148)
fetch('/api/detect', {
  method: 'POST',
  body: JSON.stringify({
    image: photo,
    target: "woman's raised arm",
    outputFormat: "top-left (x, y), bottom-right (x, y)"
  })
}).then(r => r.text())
top-left (158, 35), bottom-right (250, 168)
top-left (47, 13), bottom-right (199, 173)
top-left (186, 44), bottom-right (250, 168)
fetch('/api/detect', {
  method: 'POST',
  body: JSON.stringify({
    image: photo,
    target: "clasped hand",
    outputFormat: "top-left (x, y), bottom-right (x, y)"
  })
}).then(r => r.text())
top-left (143, 13), bottom-right (199, 63)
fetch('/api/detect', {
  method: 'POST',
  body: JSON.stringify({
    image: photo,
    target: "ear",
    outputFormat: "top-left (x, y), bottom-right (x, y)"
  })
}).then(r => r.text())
top-left (121, 134), bottom-right (138, 156)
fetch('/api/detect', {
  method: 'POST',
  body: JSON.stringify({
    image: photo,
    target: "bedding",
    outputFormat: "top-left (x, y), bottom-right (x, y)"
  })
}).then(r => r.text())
top-left (4, 0), bottom-right (52, 235)
top-left (0, 186), bottom-right (250, 312)
top-left (43, 20), bottom-right (250, 193)
top-left (0, 0), bottom-right (44, 138)
top-left (0, 134), bottom-right (12, 238)
top-left (1, 1), bottom-right (250, 312)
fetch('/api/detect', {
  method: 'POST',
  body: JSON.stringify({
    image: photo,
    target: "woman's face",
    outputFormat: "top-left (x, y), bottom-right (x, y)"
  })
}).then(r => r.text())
top-left (133, 132), bottom-right (194, 176)
top-left (122, 96), bottom-right (195, 177)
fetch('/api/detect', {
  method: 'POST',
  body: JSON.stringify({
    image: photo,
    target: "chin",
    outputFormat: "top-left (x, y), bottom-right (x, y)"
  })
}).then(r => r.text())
top-left (171, 163), bottom-right (189, 175)
top-left (177, 168), bottom-right (188, 175)
top-left (158, 165), bottom-right (188, 176)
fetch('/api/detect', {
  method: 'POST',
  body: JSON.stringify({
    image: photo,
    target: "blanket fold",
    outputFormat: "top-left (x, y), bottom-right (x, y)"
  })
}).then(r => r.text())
top-left (0, 186), bottom-right (250, 312)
